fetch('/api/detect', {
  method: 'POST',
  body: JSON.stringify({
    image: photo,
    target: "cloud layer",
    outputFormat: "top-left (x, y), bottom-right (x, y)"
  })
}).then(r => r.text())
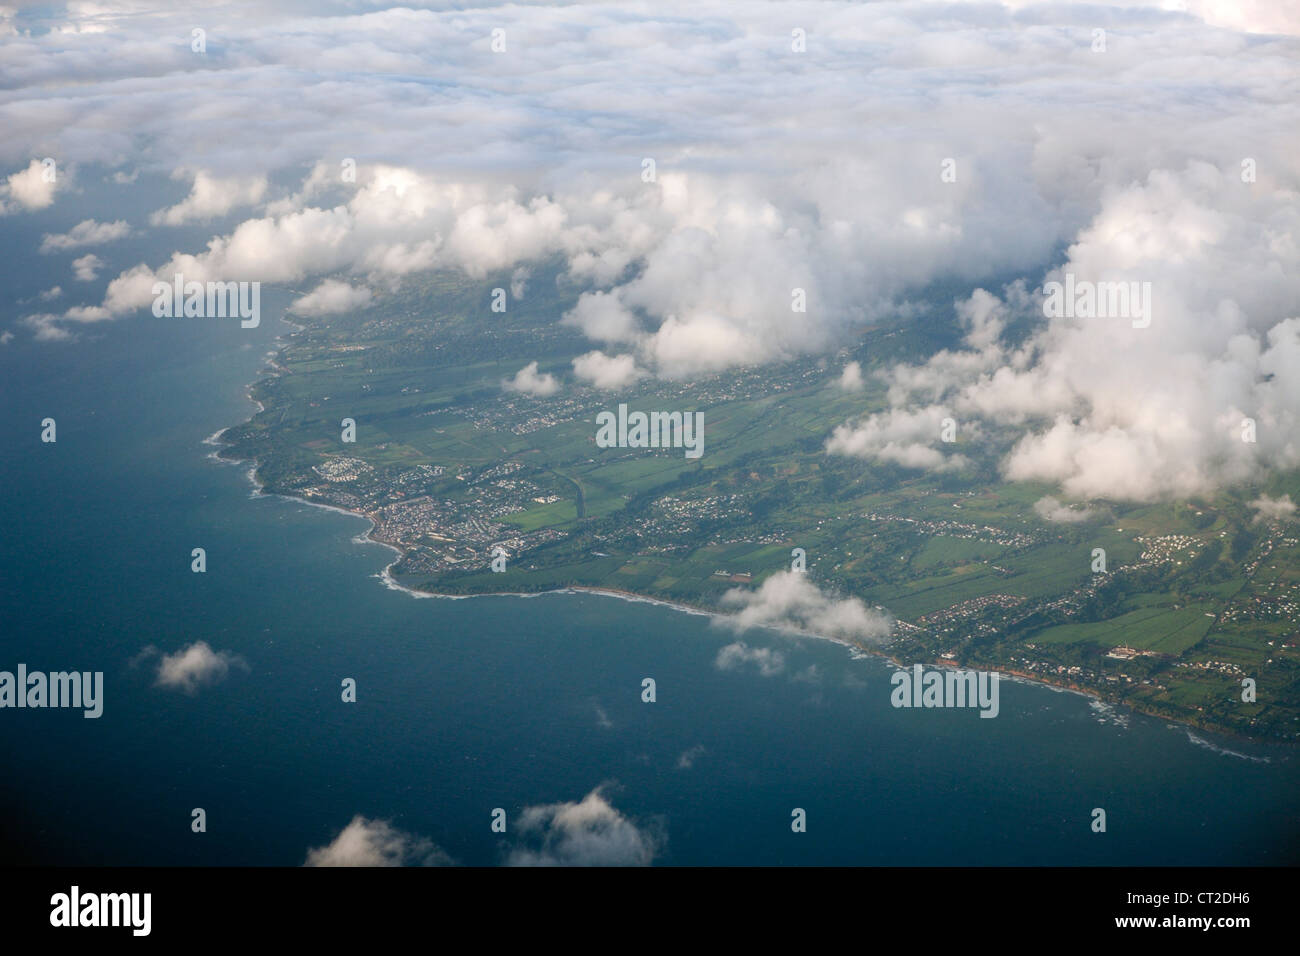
top-left (2, 1), bottom-right (1296, 501)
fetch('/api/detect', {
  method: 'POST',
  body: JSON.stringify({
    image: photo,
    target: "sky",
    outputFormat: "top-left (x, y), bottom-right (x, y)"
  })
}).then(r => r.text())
top-left (2, 0), bottom-right (1298, 504)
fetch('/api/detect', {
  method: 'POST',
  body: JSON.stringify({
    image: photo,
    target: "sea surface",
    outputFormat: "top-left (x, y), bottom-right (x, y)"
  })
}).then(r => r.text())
top-left (1, 204), bottom-right (1297, 865)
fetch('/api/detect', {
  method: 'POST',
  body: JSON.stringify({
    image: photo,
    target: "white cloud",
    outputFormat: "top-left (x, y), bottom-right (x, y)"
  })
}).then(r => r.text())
top-left (841, 163), bottom-right (1300, 502)
top-left (826, 405), bottom-right (971, 473)
top-left (149, 170), bottom-right (268, 226)
top-left (304, 816), bottom-right (454, 867)
top-left (838, 361), bottom-right (864, 392)
top-left (718, 570), bottom-right (893, 645)
top-left (41, 219), bottom-right (131, 252)
top-left (0, 159), bottom-right (59, 214)
top-left (63, 304), bottom-right (111, 322)
top-left (507, 787), bottom-right (658, 867)
top-left (714, 641), bottom-right (786, 677)
top-left (510, 266), bottom-right (530, 300)
top-left (288, 279), bottom-right (372, 316)
top-left (1033, 495), bottom-right (1104, 524)
top-left (1, 1), bottom-right (1296, 503)
top-left (503, 360), bottom-right (559, 397)
top-left (153, 640), bottom-right (247, 694)
top-left (71, 253), bottom-right (102, 281)
top-left (1250, 494), bottom-right (1296, 522)
top-left (572, 350), bottom-right (645, 390)
top-left (563, 291), bottom-right (642, 344)
top-left (23, 313), bottom-right (72, 341)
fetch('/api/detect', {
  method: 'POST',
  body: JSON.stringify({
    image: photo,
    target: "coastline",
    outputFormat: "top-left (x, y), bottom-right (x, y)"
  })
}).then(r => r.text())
top-left (205, 328), bottom-right (1284, 751)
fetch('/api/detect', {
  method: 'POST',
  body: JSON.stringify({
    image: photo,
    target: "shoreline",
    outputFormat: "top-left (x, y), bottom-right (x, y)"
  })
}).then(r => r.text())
top-left (205, 324), bottom-right (1287, 752)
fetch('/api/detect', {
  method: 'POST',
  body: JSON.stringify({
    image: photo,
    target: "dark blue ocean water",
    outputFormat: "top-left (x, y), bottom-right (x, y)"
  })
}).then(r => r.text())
top-left (0, 196), bottom-right (1296, 866)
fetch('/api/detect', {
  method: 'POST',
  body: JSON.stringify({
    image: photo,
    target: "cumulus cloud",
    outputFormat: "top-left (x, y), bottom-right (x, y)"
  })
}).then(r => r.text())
top-left (841, 165), bottom-right (1300, 501)
top-left (503, 361), bottom-right (559, 397)
top-left (572, 350), bottom-right (646, 390)
top-left (714, 641), bottom-right (787, 677)
top-left (826, 405), bottom-right (971, 472)
top-left (0, 159), bottom-right (59, 214)
top-left (288, 279), bottom-right (372, 316)
top-left (1033, 495), bottom-right (1105, 524)
top-left (507, 787), bottom-right (659, 867)
top-left (40, 218), bottom-right (130, 252)
top-left (304, 816), bottom-right (454, 867)
top-left (63, 304), bottom-right (111, 323)
top-left (718, 570), bottom-right (893, 644)
top-left (149, 170), bottom-right (268, 226)
top-left (562, 291), bottom-right (642, 344)
top-left (152, 640), bottom-right (248, 694)
top-left (838, 361), bottom-right (864, 392)
top-left (22, 313), bottom-right (72, 342)
top-left (1250, 494), bottom-right (1296, 522)
top-left (71, 253), bottom-right (102, 281)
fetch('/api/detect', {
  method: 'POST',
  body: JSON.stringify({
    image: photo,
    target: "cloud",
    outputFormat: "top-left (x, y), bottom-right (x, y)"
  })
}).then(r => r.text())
top-left (22, 314), bottom-right (72, 342)
top-left (288, 279), bottom-right (372, 316)
top-left (40, 219), bottom-right (131, 253)
top-left (1250, 494), bottom-right (1296, 522)
top-left (304, 816), bottom-right (454, 867)
top-left (0, 159), bottom-right (59, 214)
top-left (676, 745), bottom-right (706, 770)
top-left (510, 266), bottom-right (530, 300)
top-left (838, 361), bottom-right (864, 392)
top-left (714, 641), bottom-right (786, 677)
top-left (826, 405), bottom-right (971, 472)
top-left (718, 570), bottom-right (893, 644)
top-left (63, 304), bottom-right (111, 323)
top-left (2, 1), bottom-right (1296, 503)
top-left (0, 331), bottom-right (13, 345)
top-left (845, 165), bottom-right (1300, 501)
top-left (38, 286), bottom-right (62, 301)
top-left (507, 787), bottom-right (659, 866)
top-left (572, 350), bottom-right (646, 390)
top-left (503, 360), bottom-right (559, 397)
top-left (149, 170), bottom-right (268, 226)
top-left (153, 640), bottom-right (247, 694)
top-left (563, 291), bottom-right (642, 344)
top-left (71, 254), bottom-right (102, 281)
top-left (1033, 495), bottom-right (1105, 524)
